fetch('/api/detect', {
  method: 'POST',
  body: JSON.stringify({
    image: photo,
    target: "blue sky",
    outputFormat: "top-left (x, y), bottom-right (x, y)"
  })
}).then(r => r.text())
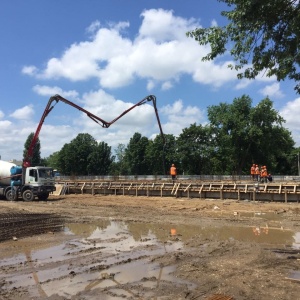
top-left (0, 0), bottom-right (299, 161)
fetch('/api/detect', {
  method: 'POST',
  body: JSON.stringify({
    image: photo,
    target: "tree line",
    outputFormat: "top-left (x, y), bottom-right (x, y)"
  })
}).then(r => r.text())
top-left (24, 95), bottom-right (300, 176)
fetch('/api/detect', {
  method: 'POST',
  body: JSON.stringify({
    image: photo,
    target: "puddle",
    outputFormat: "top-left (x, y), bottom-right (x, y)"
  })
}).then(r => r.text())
top-left (239, 211), bottom-right (285, 221)
top-left (39, 259), bottom-right (195, 299)
top-left (287, 270), bottom-right (300, 282)
top-left (1, 219), bottom-right (300, 299)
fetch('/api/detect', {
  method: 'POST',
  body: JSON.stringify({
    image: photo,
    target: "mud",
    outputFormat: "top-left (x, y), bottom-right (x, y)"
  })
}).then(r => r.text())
top-left (0, 194), bottom-right (300, 299)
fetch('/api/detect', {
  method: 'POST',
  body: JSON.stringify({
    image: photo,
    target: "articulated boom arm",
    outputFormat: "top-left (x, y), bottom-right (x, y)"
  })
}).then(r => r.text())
top-left (24, 94), bottom-right (165, 168)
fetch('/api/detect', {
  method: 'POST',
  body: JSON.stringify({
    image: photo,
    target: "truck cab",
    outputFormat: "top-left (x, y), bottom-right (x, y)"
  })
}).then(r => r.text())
top-left (21, 166), bottom-right (56, 201)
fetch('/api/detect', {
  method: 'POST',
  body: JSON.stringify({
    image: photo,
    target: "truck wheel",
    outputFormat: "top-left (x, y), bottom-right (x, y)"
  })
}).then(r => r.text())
top-left (5, 190), bottom-right (18, 201)
top-left (22, 190), bottom-right (34, 201)
top-left (38, 192), bottom-right (49, 201)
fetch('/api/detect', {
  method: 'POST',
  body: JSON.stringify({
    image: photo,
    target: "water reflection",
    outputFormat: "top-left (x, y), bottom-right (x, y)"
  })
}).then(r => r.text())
top-left (68, 220), bottom-right (296, 245)
top-left (1, 218), bottom-right (299, 299)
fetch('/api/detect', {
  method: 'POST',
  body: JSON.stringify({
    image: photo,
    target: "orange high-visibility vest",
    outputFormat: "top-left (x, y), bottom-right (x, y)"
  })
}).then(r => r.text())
top-left (170, 166), bottom-right (177, 175)
top-left (262, 168), bottom-right (267, 177)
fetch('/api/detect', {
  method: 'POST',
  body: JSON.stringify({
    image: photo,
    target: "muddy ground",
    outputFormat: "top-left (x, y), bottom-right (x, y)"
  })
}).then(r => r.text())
top-left (0, 194), bottom-right (300, 300)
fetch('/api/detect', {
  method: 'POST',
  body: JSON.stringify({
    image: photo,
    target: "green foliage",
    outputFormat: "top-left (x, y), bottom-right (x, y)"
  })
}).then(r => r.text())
top-left (207, 95), bottom-right (295, 174)
top-left (57, 133), bottom-right (114, 175)
top-left (287, 147), bottom-right (300, 175)
top-left (43, 151), bottom-right (60, 169)
top-left (87, 142), bottom-right (114, 175)
top-left (109, 144), bottom-right (128, 175)
top-left (187, 0), bottom-right (300, 93)
top-left (123, 133), bottom-right (150, 175)
top-left (176, 124), bottom-right (212, 174)
top-left (23, 132), bottom-right (41, 166)
top-left (146, 134), bottom-right (176, 175)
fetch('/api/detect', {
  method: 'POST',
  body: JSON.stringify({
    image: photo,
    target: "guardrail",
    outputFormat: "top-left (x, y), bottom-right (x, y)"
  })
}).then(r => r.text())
top-left (55, 175), bottom-right (300, 182)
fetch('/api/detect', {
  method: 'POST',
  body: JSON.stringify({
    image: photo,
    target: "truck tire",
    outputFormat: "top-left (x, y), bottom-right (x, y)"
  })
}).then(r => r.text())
top-left (22, 190), bottom-right (34, 201)
top-left (5, 190), bottom-right (18, 201)
top-left (38, 192), bottom-right (49, 201)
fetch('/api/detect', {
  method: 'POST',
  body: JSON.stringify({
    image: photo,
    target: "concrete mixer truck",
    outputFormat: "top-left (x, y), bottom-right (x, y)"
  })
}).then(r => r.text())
top-left (0, 160), bottom-right (55, 201)
top-left (0, 94), bottom-right (165, 201)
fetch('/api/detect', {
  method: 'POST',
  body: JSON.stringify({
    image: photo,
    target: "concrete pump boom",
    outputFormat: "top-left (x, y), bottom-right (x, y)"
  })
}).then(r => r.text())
top-left (23, 94), bottom-right (166, 172)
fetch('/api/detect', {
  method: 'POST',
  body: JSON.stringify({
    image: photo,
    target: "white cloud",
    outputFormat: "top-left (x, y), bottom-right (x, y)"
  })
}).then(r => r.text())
top-left (160, 99), bottom-right (205, 136)
top-left (235, 79), bottom-right (251, 90)
top-left (39, 124), bottom-right (78, 155)
top-left (22, 9), bottom-right (254, 91)
top-left (280, 97), bottom-right (300, 146)
top-left (21, 65), bottom-right (38, 75)
top-left (33, 85), bottom-right (79, 98)
top-left (161, 81), bottom-right (173, 90)
top-left (9, 105), bottom-right (34, 120)
top-left (0, 120), bottom-right (12, 130)
top-left (146, 80), bottom-right (155, 91)
top-left (161, 100), bottom-right (184, 114)
top-left (280, 97), bottom-right (300, 129)
top-left (259, 82), bottom-right (284, 98)
top-left (0, 110), bottom-right (4, 119)
top-left (78, 89), bottom-right (155, 129)
top-left (86, 20), bottom-right (101, 35)
top-left (211, 19), bottom-right (218, 27)
top-left (138, 8), bottom-right (198, 42)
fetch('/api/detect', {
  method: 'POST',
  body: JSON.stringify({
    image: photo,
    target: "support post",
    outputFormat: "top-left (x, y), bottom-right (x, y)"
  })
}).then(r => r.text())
top-left (285, 188), bottom-right (287, 203)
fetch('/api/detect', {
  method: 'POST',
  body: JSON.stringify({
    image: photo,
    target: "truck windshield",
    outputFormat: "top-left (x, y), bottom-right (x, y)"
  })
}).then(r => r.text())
top-left (38, 169), bottom-right (54, 178)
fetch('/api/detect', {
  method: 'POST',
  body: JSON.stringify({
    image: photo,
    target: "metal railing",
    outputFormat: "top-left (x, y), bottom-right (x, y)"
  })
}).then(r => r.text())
top-left (55, 174), bottom-right (300, 182)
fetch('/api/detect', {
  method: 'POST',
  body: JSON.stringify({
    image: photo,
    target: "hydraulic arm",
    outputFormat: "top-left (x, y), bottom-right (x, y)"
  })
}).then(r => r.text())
top-left (24, 94), bottom-right (166, 171)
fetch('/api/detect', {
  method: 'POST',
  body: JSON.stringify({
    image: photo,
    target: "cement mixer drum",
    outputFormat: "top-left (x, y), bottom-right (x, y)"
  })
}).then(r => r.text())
top-left (0, 160), bottom-right (17, 185)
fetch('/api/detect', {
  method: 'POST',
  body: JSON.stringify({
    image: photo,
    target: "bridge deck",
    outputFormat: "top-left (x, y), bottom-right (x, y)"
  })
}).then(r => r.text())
top-left (55, 180), bottom-right (300, 202)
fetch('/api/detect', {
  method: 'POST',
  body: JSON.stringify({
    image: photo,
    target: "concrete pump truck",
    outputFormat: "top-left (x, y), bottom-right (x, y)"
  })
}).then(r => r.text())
top-left (0, 94), bottom-right (165, 201)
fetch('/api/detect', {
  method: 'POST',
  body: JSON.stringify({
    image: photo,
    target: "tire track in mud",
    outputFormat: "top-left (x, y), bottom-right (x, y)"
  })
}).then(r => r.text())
top-left (0, 213), bottom-right (65, 242)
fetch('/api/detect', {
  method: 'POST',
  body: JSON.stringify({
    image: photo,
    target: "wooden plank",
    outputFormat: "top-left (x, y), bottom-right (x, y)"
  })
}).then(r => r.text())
top-left (285, 277), bottom-right (300, 283)
top-left (81, 182), bottom-right (86, 194)
top-left (184, 184), bottom-right (191, 192)
top-left (174, 183), bottom-right (180, 196)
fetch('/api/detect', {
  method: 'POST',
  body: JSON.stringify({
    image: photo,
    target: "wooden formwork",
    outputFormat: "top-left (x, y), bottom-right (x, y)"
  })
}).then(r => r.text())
top-left (54, 180), bottom-right (300, 203)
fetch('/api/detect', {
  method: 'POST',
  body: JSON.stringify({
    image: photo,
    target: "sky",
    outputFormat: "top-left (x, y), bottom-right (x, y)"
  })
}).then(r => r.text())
top-left (0, 0), bottom-right (299, 162)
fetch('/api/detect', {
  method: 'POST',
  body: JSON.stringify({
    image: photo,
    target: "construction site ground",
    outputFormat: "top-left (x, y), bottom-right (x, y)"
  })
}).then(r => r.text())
top-left (0, 193), bottom-right (300, 300)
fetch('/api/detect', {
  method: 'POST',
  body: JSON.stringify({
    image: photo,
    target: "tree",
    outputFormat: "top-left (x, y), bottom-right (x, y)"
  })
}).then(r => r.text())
top-left (208, 95), bottom-right (254, 174)
top-left (44, 151), bottom-right (60, 169)
top-left (58, 133), bottom-right (98, 175)
top-left (23, 132), bottom-right (41, 166)
top-left (124, 133), bottom-right (150, 175)
top-left (187, 0), bottom-right (300, 93)
top-left (207, 95), bottom-right (295, 174)
top-left (287, 147), bottom-right (300, 175)
top-left (157, 134), bottom-right (179, 175)
top-left (249, 98), bottom-right (295, 174)
top-left (110, 143), bottom-right (129, 175)
top-left (87, 141), bottom-right (114, 175)
top-left (145, 134), bottom-right (167, 175)
top-left (176, 124), bottom-right (213, 175)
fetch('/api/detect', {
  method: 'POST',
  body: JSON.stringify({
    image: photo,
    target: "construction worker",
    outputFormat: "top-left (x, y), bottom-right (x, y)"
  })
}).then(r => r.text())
top-left (267, 173), bottom-right (273, 182)
top-left (255, 165), bottom-right (260, 181)
top-left (250, 164), bottom-right (256, 181)
top-left (170, 164), bottom-right (177, 183)
top-left (260, 166), bottom-right (268, 183)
